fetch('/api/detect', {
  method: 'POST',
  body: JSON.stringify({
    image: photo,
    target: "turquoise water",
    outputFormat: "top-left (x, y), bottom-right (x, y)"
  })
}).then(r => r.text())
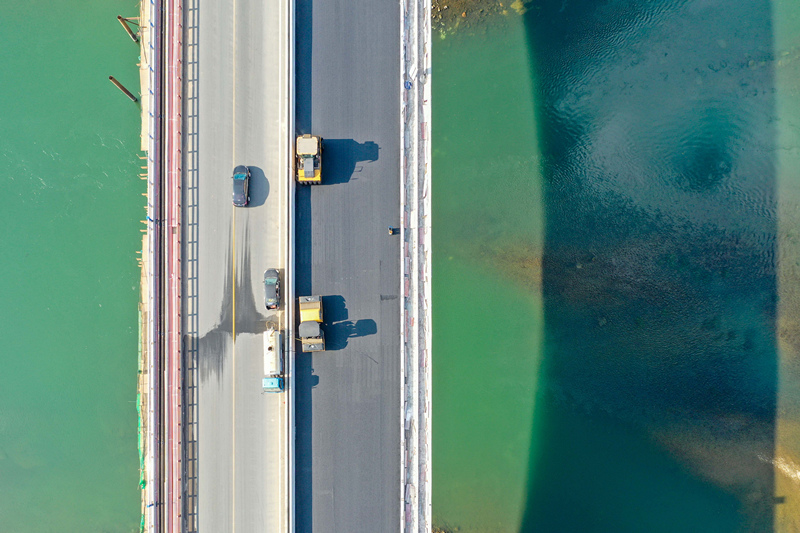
top-left (434, 1), bottom-right (800, 531)
top-left (433, 20), bottom-right (545, 531)
top-left (0, 1), bottom-right (143, 531)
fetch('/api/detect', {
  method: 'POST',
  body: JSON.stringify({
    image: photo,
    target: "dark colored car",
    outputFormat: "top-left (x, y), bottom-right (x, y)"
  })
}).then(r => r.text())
top-left (264, 269), bottom-right (280, 310)
top-left (232, 165), bottom-right (250, 207)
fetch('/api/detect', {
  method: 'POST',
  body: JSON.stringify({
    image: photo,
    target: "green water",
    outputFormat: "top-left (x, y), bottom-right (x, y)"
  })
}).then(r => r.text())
top-left (433, 1), bottom-right (800, 531)
top-left (0, 1), bottom-right (143, 531)
top-left (432, 19), bottom-right (545, 531)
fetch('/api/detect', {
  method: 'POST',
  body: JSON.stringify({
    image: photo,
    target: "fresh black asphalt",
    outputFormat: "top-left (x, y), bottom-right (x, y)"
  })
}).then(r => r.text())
top-left (295, 0), bottom-right (402, 530)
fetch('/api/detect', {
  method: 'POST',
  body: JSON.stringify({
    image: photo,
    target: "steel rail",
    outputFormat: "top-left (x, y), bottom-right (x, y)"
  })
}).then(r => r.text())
top-left (163, 0), bottom-right (184, 528)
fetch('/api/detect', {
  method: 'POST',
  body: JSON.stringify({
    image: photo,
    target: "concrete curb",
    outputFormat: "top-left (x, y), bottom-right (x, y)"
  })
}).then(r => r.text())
top-left (287, 0), bottom-right (297, 530)
top-left (400, 0), bottom-right (432, 530)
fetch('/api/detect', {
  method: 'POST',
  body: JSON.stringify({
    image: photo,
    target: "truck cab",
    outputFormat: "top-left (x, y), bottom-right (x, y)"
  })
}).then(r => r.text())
top-left (262, 377), bottom-right (284, 392)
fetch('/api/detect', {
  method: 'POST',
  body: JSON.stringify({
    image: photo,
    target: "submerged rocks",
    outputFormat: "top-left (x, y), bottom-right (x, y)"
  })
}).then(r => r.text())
top-left (432, 0), bottom-right (512, 37)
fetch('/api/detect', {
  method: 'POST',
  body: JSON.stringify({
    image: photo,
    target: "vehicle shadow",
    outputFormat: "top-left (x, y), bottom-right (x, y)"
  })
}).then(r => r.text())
top-left (321, 139), bottom-right (380, 185)
top-left (326, 319), bottom-right (378, 351)
top-left (245, 166), bottom-right (270, 207)
top-left (324, 294), bottom-right (348, 322)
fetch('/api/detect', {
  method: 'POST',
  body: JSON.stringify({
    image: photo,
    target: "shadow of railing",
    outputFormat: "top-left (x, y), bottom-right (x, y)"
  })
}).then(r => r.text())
top-left (294, 0), bottom-right (314, 528)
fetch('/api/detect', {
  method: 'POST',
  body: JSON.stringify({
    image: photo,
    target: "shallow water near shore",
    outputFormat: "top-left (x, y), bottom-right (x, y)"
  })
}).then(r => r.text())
top-left (433, 1), bottom-right (800, 531)
top-left (0, 1), bottom-right (143, 531)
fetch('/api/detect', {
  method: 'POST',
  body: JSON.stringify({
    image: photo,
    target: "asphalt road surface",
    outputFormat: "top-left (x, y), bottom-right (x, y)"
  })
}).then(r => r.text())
top-left (294, 0), bottom-right (402, 530)
top-left (183, 0), bottom-right (289, 530)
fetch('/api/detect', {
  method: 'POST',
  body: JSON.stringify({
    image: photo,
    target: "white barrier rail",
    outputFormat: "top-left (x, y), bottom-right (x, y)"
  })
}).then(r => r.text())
top-left (400, 0), bottom-right (432, 531)
top-left (143, 0), bottom-right (161, 530)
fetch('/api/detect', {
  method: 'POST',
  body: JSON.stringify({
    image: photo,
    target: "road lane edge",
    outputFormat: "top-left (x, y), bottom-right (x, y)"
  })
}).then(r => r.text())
top-left (287, 0), bottom-right (297, 529)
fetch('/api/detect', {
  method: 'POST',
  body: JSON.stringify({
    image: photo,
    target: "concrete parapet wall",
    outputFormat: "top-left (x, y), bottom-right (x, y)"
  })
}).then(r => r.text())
top-left (400, 0), bottom-right (432, 531)
top-left (139, 0), bottom-right (158, 530)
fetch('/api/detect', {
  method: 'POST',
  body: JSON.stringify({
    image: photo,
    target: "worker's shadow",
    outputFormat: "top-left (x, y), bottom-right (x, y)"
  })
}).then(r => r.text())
top-left (322, 139), bottom-right (380, 184)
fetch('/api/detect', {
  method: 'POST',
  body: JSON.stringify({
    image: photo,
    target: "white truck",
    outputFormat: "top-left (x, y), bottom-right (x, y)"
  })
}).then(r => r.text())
top-left (262, 328), bottom-right (284, 392)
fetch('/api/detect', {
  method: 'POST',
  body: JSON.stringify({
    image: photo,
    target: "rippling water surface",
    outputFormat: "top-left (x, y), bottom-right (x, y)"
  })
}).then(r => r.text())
top-left (434, 0), bottom-right (800, 531)
top-left (0, 1), bottom-right (142, 531)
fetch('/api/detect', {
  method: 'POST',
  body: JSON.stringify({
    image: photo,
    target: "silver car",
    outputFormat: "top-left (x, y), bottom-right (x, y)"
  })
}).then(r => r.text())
top-left (264, 269), bottom-right (280, 310)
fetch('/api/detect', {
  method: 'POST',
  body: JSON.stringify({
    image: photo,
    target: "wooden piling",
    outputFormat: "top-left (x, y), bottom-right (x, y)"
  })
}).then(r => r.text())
top-left (118, 15), bottom-right (139, 43)
top-left (109, 76), bottom-right (138, 102)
